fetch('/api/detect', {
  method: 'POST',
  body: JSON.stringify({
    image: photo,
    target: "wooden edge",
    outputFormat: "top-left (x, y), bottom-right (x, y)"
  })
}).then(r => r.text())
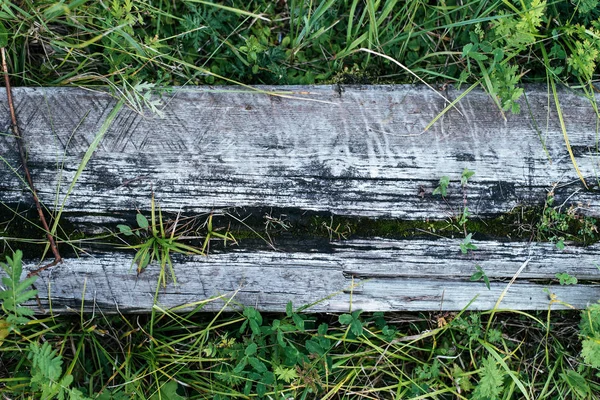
top-left (15, 238), bottom-right (599, 313)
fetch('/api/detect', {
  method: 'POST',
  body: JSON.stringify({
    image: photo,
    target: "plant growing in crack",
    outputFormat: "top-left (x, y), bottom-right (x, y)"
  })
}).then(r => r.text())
top-left (117, 193), bottom-right (205, 288)
top-left (199, 213), bottom-right (238, 254)
top-left (434, 169), bottom-right (490, 289)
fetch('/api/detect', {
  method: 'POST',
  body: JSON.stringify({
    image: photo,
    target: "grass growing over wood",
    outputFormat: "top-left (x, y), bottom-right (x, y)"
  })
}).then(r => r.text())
top-left (0, 255), bottom-right (599, 399)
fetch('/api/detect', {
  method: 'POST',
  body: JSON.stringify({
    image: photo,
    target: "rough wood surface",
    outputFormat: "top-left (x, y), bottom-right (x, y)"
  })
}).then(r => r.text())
top-left (2, 85), bottom-right (599, 313)
top-left (23, 239), bottom-right (600, 313)
top-left (1, 85), bottom-right (599, 221)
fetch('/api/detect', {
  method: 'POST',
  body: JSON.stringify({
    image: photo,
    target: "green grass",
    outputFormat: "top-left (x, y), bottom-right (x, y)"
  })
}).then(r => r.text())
top-left (0, 250), bottom-right (599, 399)
top-left (2, 1), bottom-right (599, 91)
top-left (1, 0), bottom-right (600, 398)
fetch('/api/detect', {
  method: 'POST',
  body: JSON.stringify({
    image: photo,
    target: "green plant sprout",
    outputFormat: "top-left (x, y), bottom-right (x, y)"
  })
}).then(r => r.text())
top-left (322, 216), bottom-right (352, 241)
top-left (200, 213), bottom-right (237, 254)
top-left (118, 193), bottom-right (205, 288)
top-left (470, 265), bottom-right (491, 290)
top-left (461, 168), bottom-right (475, 187)
top-left (556, 272), bottom-right (578, 286)
top-left (460, 233), bottom-right (477, 254)
top-left (536, 192), bottom-right (598, 249)
top-left (433, 176), bottom-right (450, 197)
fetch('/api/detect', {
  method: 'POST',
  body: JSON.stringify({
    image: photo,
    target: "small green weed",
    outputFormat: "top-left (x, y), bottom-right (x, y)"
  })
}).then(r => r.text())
top-left (556, 272), bottom-right (578, 285)
top-left (28, 341), bottom-right (89, 400)
top-left (580, 301), bottom-right (600, 369)
top-left (0, 250), bottom-right (36, 327)
top-left (0, 250), bottom-right (91, 398)
top-left (460, 232), bottom-right (478, 254)
top-left (433, 175), bottom-right (450, 197)
top-left (434, 169), bottom-right (493, 290)
top-left (537, 193), bottom-right (599, 248)
top-left (471, 264), bottom-right (491, 290)
top-left (118, 193), bottom-right (205, 287)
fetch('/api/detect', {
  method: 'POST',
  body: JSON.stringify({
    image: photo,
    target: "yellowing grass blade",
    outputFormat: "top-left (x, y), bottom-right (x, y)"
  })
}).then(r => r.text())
top-left (550, 78), bottom-right (588, 188)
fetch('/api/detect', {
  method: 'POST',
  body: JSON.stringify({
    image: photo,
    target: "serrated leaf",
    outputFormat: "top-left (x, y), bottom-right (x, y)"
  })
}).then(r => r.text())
top-left (305, 339), bottom-right (324, 356)
top-left (292, 313), bottom-right (305, 331)
top-left (433, 176), bottom-right (450, 197)
top-left (29, 341), bottom-right (64, 382)
top-left (274, 365), bottom-right (298, 383)
top-left (233, 357), bottom-right (247, 374)
top-left (338, 314), bottom-right (353, 325)
top-left (470, 52), bottom-right (488, 61)
top-left (0, 250), bottom-right (38, 324)
top-left (351, 319), bottom-right (363, 336)
top-left (463, 43), bottom-right (474, 57)
top-left (245, 342), bottom-right (257, 356)
top-left (318, 323), bottom-right (328, 336)
top-left (277, 330), bottom-right (286, 348)
top-left (473, 356), bottom-right (505, 399)
top-left (581, 337), bottom-right (600, 368)
top-left (249, 319), bottom-right (261, 335)
top-left (256, 382), bottom-right (266, 397)
top-left (6, 314), bottom-right (30, 325)
top-left (248, 356), bottom-right (267, 373)
top-left (461, 168), bottom-right (475, 185)
top-left (16, 275), bottom-right (39, 291)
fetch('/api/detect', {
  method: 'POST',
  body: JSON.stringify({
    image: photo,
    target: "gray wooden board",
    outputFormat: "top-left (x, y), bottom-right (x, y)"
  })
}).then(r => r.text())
top-left (21, 239), bottom-right (600, 313)
top-left (0, 85), bottom-right (599, 221)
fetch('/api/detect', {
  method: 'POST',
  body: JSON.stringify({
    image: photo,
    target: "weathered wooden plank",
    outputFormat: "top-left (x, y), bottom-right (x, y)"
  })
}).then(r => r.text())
top-left (22, 239), bottom-right (600, 313)
top-left (1, 85), bottom-right (599, 221)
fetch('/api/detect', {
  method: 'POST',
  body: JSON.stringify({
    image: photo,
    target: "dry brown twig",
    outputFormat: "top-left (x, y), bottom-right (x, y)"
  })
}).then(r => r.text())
top-left (1, 47), bottom-right (62, 273)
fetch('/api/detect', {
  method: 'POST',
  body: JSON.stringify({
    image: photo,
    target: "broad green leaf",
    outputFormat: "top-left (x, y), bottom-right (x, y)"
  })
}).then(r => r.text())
top-left (433, 176), bottom-right (450, 197)
top-left (136, 213), bottom-right (149, 229)
top-left (560, 370), bottom-right (590, 398)
top-left (248, 357), bottom-right (267, 373)
top-left (350, 320), bottom-right (363, 336)
top-left (150, 381), bottom-right (185, 400)
top-left (117, 224), bottom-right (134, 236)
top-left (245, 342), bottom-right (257, 356)
top-left (463, 43), bottom-right (474, 57)
top-left (305, 339), bottom-right (324, 356)
top-left (338, 314), bottom-right (353, 325)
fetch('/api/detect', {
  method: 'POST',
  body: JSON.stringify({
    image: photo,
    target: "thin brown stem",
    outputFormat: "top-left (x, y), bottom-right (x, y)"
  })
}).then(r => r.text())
top-left (2, 47), bottom-right (62, 265)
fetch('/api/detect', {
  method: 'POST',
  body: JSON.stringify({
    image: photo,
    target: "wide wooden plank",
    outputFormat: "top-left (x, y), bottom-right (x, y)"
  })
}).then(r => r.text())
top-left (1, 85), bottom-right (599, 222)
top-left (22, 239), bottom-right (600, 313)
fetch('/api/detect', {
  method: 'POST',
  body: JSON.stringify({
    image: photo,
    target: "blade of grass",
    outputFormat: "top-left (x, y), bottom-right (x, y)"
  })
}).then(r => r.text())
top-left (540, 45), bottom-right (588, 189)
top-left (50, 99), bottom-right (124, 237)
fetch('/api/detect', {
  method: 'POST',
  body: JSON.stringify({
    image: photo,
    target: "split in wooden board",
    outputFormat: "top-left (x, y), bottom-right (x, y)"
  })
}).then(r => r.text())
top-left (1, 85), bottom-right (599, 312)
top-left (23, 239), bottom-right (600, 313)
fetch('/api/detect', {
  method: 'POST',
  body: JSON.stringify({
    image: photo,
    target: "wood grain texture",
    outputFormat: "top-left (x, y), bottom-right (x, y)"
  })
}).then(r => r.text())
top-left (2, 85), bottom-right (599, 313)
top-left (0, 85), bottom-right (599, 221)
top-left (22, 239), bottom-right (600, 313)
